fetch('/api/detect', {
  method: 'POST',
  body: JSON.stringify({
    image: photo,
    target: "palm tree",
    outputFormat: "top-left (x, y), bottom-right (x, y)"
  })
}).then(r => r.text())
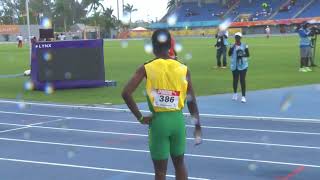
top-left (167, 0), bottom-right (180, 10)
top-left (54, 0), bottom-right (73, 31)
top-left (123, 3), bottom-right (137, 25)
top-left (102, 7), bottom-right (117, 37)
top-left (167, 0), bottom-right (175, 10)
top-left (83, 0), bottom-right (105, 14)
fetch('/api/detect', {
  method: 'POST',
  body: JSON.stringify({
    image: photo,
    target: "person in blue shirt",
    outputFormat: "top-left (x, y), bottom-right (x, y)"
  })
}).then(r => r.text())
top-left (215, 30), bottom-right (229, 68)
top-left (228, 32), bottom-right (250, 103)
top-left (297, 22), bottom-right (316, 72)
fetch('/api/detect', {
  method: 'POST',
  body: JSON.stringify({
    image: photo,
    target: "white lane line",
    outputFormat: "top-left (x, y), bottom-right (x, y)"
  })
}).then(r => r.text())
top-left (197, 125), bottom-right (320, 135)
top-left (0, 137), bottom-right (319, 168)
top-left (0, 100), bottom-right (319, 123)
top-left (0, 122), bottom-right (319, 150)
top-left (0, 119), bottom-right (66, 133)
top-left (0, 157), bottom-right (210, 180)
top-left (1, 110), bottom-right (320, 135)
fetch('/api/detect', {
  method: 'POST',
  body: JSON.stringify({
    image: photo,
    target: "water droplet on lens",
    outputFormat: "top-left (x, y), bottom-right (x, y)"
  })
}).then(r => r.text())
top-left (144, 43), bottom-right (153, 54)
top-left (184, 53), bottom-right (192, 61)
top-left (219, 18), bottom-right (232, 31)
top-left (280, 93), bottom-right (293, 112)
top-left (174, 43), bottom-right (183, 53)
top-left (157, 33), bottom-right (168, 43)
top-left (248, 163), bottom-right (257, 171)
top-left (24, 80), bottom-right (34, 91)
top-left (67, 150), bottom-right (75, 159)
top-left (167, 14), bottom-right (177, 26)
top-left (121, 40), bottom-right (128, 48)
top-left (64, 72), bottom-right (72, 80)
top-left (44, 83), bottom-right (54, 95)
top-left (23, 132), bottom-right (31, 139)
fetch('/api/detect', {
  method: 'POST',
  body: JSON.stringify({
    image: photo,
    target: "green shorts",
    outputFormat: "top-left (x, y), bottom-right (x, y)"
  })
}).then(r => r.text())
top-left (148, 111), bottom-right (186, 160)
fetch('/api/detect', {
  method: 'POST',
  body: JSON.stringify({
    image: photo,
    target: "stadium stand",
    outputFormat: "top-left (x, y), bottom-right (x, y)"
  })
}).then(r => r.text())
top-left (164, 0), bottom-right (319, 22)
top-left (150, 0), bottom-right (320, 30)
top-left (297, 0), bottom-right (320, 18)
top-left (273, 0), bottom-right (313, 19)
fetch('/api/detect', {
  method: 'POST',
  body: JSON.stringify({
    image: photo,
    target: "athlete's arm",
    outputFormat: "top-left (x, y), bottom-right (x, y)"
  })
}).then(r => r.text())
top-left (186, 70), bottom-right (199, 121)
top-left (122, 65), bottom-right (151, 124)
top-left (186, 69), bottom-right (202, 145)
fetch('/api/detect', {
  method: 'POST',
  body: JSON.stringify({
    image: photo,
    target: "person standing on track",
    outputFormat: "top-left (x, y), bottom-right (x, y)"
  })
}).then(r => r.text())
top-left (122, 29), bottom-right (202, 180)
top-left (229, 32), bottom-right (250, 103)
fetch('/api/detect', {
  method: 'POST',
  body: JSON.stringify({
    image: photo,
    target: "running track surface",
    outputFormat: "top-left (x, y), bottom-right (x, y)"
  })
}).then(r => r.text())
top-left (0, 100), bottom-right (319, 180)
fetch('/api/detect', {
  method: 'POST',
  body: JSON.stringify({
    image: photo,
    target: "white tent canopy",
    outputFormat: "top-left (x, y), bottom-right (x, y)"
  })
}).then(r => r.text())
top-left (130, 27), bottom-right (148, 31)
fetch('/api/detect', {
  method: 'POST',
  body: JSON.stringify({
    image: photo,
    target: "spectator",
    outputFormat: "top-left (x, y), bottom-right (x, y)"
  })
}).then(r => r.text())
top-left (17, 34), bottom-right (23, 48)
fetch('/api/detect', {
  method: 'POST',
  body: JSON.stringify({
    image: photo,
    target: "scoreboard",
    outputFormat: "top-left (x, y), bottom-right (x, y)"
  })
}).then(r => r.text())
top-left (31, 39), bottom-right (106, 90)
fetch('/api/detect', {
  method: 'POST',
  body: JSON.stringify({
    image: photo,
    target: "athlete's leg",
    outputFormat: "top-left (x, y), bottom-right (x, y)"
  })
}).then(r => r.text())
top-left (152, 159), bottom-right (168, 180)
top-left (169, 111), bottom-right (187, 180)
top-left (171, 155), bottom-right (188, 180)
top-left (149, 113), bottom-right (171, 179)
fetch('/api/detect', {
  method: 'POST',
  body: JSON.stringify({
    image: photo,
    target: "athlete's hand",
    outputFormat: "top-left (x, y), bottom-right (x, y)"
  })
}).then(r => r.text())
top-left (140, 116), bottom-right (152, 125)
top-left (194, 124), bottom-right (202, 146)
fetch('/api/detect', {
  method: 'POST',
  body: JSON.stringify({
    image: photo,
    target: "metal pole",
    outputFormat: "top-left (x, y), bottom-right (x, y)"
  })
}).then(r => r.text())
top-left (117, 0), bottom-right (120, 20)
top-left (25, 0), bottom-right (32, 59)
top-left (122, 0), bottom-right (124, 15)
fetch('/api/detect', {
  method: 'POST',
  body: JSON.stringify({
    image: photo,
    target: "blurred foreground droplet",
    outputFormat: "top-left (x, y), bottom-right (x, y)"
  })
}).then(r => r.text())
top-left (67, 150), bottom-right (76, 159)
top-left (41, 17), bottom-right (52, 29)
top-left (44, 83), bottom-right (54, 95)
top-left (24, 80), bottom-right (34, 91)
top-left (248, 163), bottom-right (257, 171)
top-left (174, 43), bottom-right (183, 53)
top-left (23, 132), bottom-right (31, 139)
top-left (64, 72), bottom-right (72, 80)
top-left (167, 14), bottom-right (177, 26)
top-left (157, 33), bottom-right (168, 43)
top-left (280, 93), bottom-right (293, 112)
top-left (219, 18), bottom-right (232, 31)
top-left (121, 40), bottom-right (128, 48)
top-left (144, 43), bottom-right (153, 54)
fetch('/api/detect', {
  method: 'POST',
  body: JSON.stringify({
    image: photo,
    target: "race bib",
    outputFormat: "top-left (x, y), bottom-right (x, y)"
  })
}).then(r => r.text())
top-left (152, 89), bottom-right (180, 109)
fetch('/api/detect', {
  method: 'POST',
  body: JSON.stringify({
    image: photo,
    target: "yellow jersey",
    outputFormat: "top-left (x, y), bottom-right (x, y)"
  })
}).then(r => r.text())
top-left (144, 58), bottom-right (188, 112)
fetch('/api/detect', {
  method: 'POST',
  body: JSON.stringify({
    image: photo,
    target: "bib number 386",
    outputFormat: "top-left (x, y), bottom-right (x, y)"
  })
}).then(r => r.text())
top-left (153, 89), bottom-right (180, 109)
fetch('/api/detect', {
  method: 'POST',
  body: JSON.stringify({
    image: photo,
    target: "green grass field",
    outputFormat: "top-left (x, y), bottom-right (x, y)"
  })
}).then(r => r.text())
top-left (0, 35), bottom-right (319, 105)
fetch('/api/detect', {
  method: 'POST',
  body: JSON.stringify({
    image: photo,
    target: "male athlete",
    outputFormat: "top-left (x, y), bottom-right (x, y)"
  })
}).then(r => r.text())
top-left (122, 29), bottom-right (202, 180)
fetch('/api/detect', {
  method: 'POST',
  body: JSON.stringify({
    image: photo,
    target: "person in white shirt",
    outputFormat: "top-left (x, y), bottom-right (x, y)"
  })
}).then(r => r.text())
top-left (265, 26), bottom-right (271, 38)
top-left (17, 35), bottom-right (23, 48)
top-left (58, 33), bottom-right (66, 41)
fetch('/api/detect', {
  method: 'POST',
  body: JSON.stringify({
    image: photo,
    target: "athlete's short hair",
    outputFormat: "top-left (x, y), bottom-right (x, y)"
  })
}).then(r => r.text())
top-left (152, 29), bottom-right (172, 55)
